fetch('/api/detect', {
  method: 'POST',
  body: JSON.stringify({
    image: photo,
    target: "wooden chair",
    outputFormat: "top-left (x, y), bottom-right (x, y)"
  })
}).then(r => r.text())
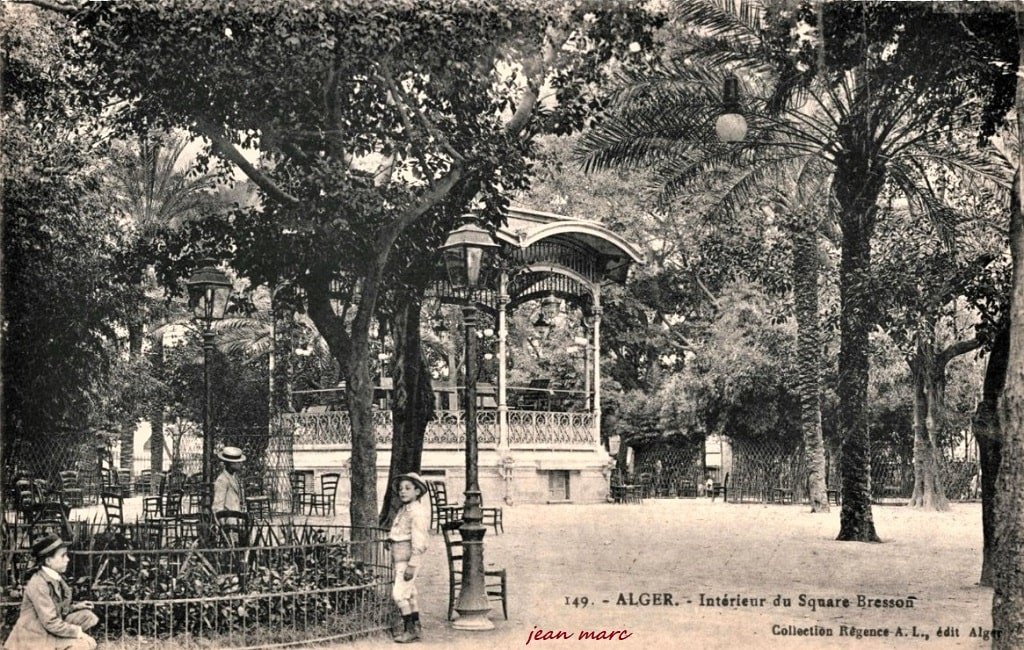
top-left (480, 496), bottom-right (503, 535)
top-left (826, 488), bottom-right (841, 506)
top-left (29, 502), bottom-right (72, 541)
top-left (441, 520), bottom-right (507, 621)
top-left (117, 470), bottom-right (133, 497)
top-left (58, 470), bottom-right (84, 508)
top-left (244, 475), bottom-right (271, 521)
top-left (142, 497), bottom-right (163, 519)
top-left (288, 470), bottom-right (310, 514)
top-left (101, 468), bottom-right (128, 498)
top-left (427, 481), bottom-right (462, 534)
top-left (305, 473), bottom-right (340, 516)
top-left (163, 489), bottom-right (184, 517)
top-left (135, 469), bottom-right (153, 495)
top-left (140, 489), bottom-right (177, 548)
top-left (177, 512), bottom-right (203, 547)
top-left (710, 473), bottom-right (729, 502)
top-left (101, 491), bottom-right (125, 533)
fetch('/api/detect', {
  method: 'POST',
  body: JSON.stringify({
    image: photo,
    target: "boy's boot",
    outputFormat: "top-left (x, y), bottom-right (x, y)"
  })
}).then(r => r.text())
top-left (394, 614), bottom-right (419, 643)
top-left (411, 612), bottom-right (422, 639)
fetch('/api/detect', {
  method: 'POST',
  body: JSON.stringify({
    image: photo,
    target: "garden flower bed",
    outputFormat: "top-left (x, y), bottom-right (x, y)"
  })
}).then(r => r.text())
top-left (0, 522), bottom-right (396, 648)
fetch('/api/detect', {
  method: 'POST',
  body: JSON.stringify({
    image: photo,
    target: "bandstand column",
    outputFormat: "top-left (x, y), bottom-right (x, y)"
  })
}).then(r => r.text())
top-left (592, 300), bottom-right (602, 449)
top-left (497, 271), bottom-right (509, 450)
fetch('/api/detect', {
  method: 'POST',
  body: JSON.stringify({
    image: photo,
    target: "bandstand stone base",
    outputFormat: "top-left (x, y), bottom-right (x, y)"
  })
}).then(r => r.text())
top-left (293, 446), bottom-right (613, 508)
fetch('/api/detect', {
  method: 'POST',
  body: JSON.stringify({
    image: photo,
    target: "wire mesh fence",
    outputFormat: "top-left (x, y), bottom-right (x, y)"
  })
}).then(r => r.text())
top-left (0, 522), bottom-right (396, 649)
top-left (727, 438), bottom-right (981, 504)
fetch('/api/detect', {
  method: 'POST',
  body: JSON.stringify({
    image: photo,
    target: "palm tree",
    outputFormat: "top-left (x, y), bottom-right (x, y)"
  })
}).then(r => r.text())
top-left (578, 0), bottom-right (1007, 537)
top-left (105, 130), bottom-right (218, 474)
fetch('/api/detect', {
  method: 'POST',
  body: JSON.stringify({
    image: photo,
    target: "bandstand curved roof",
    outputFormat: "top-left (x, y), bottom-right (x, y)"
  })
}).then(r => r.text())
top-left (432, 205), bottom-right (644, 314)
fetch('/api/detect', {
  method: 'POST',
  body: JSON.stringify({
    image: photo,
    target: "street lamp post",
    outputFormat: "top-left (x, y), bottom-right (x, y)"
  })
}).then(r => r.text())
top-left (440, 214), bottom-right (499, 631)
top-left (186, 260), bottom-right (233, 483)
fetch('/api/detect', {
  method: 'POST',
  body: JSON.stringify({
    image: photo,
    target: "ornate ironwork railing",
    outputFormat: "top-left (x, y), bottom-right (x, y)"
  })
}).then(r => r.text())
top-left (283, 408), bottom-right (586, 449)
top-left (285, 409), bottom-right (499, 448)
top-left (508, 410), bottom-right (594, 448)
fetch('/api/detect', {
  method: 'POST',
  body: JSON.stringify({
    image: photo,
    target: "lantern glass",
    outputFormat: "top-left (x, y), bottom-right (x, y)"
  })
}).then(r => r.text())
top-left (541, 295), bottom-right (560, 319)
top-left (187, 262), bottom-right (233, 323)
top-left (716, 112), bottom-right (748, 143)
top-left (440, 214), bottom-right (498, 290)
top-left (465, 246), bottom-right (485, 288)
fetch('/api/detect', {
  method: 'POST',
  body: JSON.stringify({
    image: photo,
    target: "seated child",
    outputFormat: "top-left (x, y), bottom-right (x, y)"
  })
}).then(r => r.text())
top-left (4, 533), bottom-right (98, 650)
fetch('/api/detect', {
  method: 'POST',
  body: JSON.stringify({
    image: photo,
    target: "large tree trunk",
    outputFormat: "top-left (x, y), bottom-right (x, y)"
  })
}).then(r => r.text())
top-left (992, 45), bottom-right (1024, 640)
top-left (791, 213), bottom-right (829, 512)
top-left (346, 271), bottom-right (385, 535)
top-left (908, 346), bottom-right (949, 510)
top-left (975, 324), bottom-right (1009, 588)
top-left (380, 288), bottom-right (435, 526)
top-left (149, 337), bottom-right (164, 476)
top-left (833, 114), bottom-right (883, 543)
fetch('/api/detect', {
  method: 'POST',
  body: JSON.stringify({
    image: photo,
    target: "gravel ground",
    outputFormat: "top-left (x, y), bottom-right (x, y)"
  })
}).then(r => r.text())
top-left (333, 499), bottom-right (992, 650)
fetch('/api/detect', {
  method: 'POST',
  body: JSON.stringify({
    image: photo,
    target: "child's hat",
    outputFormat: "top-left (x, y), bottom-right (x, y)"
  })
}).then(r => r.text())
top-left (392, 472), bottom-right (429, 497)
top-left (31, 533), bottom-right (68, 560)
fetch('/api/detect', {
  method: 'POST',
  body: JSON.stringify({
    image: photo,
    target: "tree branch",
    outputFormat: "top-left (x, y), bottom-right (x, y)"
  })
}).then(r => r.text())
top-left (505, 25), bottom-right (568, 137)
top-left (379, 61), bottom-right (463, 165)
top-left (10, 0), bottom-right (77, 14)
top-left (377, 63), bottom-right (434, 188)
top-left (938, 337), bottom-right (983, 369)
top-left (198, 126), bottom-right (300, 206)
top-left (374, 163), bottom-right (465, 269)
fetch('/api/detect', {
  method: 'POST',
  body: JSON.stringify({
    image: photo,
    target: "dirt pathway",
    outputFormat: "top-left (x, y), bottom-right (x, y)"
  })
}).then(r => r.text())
top-left (333, 499), bottom-right (991, 650)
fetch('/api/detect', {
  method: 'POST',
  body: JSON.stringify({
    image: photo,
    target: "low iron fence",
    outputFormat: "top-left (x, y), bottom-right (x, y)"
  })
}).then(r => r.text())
top-left (1, 522), bottom-right (396, 649)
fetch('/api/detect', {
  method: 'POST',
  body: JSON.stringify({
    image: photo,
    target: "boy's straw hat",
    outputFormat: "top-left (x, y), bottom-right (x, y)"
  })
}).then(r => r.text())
top-left (392, 472), bottom-right (429, 497)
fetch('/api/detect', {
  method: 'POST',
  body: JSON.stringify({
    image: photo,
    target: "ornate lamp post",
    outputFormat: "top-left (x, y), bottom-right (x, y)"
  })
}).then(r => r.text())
top-left (186, 260), bottom-right (233, 483)
top-left (440, 214), bottom-right (499, 631)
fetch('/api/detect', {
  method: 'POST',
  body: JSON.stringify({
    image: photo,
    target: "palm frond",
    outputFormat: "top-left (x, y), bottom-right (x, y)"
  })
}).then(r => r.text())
top-left (673, 0), bottom-right (765, 48)
top-left (886, 163), bottom-right (959, 252)
top-left (901, 141), bottom-right (1013, 191)
top-left (576, 104), bottom-right (718, 173)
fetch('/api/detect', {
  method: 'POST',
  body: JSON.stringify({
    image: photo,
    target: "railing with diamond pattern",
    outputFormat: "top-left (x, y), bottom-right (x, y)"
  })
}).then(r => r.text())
top-left (283, 407), bottom-right (586, 449)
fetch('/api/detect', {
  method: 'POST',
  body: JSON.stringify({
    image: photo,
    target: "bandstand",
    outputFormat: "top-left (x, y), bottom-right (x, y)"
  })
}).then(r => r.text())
top-left (281, 206), bottom-right (643, 506)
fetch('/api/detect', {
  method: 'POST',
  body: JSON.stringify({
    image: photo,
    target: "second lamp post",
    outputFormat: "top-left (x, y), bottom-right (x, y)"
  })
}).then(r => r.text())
top-left (440, 214), bottom-right (499, 631)
top-left (186, 260), bottom-right (233, 483)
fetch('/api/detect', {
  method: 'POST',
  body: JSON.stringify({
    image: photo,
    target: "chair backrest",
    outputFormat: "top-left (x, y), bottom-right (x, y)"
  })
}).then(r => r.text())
top-left (181, 492), bottom-right (202, 514)
top-left (59, 471), bottom-right (80, 488)
top-left (101, 491), bottom-right (124, 525)
top-left (244, 474), bottom-right (264, 495)
top-left (428, 480), bottom-right (449, 506)
top-left (288, 471), bottom-right (307, 493)
top-left (440, 520), bottom-right (464, 577)
top-left (142, 497), bottom-right (162, 519)
top-left (321, 473), bottom-right (340, 495)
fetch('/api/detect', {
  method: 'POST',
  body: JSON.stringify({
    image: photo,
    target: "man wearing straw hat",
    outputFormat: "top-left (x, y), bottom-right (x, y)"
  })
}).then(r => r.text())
top-left (213, 446), bottom-right (247, 522)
